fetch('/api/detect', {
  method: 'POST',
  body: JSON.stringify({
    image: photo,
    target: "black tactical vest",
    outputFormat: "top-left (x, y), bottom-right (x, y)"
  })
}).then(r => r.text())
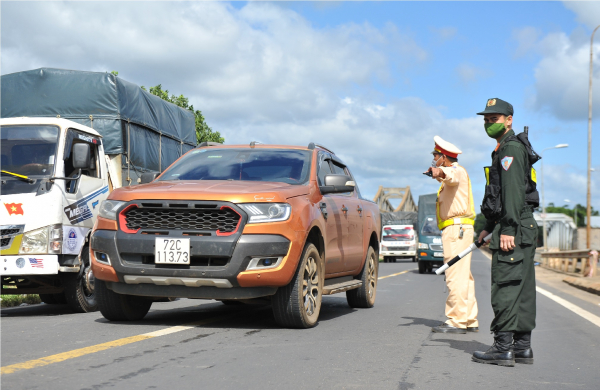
top-left (480, 132), bottom-right (541, 221)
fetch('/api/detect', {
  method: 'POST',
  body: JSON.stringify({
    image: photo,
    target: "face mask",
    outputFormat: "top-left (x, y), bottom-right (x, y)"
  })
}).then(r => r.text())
top-left (485, 122), bottom-right (506, 138)
top-left (431, 156), bottom-right (442, 167)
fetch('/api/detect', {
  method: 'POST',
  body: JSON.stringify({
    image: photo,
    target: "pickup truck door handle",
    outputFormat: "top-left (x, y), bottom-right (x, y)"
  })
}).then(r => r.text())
top-left (320, 202), bottom-right (328, 219)
top-left (357, 206), bottom-right (363, 216)
top-left (341, 205), bottom-right (348, 214)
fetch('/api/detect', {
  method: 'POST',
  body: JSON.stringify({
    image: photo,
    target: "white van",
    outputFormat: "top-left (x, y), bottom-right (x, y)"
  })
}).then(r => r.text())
top-left (380, 224), bottom-right (417, 263)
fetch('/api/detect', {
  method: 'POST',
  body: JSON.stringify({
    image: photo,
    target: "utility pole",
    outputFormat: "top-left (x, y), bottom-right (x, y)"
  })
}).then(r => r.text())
top-left (587, 25), bottom-right (600, 248)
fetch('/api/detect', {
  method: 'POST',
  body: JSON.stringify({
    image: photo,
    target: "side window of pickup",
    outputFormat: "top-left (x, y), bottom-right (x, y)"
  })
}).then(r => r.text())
top-left (317, 152), bottom-right (333, 186)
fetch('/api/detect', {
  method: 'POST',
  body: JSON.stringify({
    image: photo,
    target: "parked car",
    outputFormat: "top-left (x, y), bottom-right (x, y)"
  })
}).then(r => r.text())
top-left (380, 224), bottom-right (416, 262)
top-left (90, 142), bottom-right (381, 328)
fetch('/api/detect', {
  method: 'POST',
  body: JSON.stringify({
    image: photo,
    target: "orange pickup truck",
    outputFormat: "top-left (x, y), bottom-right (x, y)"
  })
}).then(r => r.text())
top-left (90, 142), bottom-right (380, 328)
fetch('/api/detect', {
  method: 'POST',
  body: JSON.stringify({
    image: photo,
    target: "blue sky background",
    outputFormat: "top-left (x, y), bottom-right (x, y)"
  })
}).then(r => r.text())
top-left (2, 1), bottom-right (599, 212)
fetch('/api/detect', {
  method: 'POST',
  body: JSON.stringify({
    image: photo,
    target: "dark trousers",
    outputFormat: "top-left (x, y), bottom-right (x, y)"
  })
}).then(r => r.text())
top-left (489, 212), bottom-right (538, 332)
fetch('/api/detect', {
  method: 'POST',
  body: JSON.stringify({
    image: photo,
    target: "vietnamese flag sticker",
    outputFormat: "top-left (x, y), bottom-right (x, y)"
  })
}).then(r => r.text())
top-left (4, 203), bottom-right (24, 215)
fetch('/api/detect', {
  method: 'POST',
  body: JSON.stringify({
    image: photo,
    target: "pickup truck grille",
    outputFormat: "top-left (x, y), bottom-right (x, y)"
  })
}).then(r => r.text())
top-left (124, 206), bottom-right (241, 233)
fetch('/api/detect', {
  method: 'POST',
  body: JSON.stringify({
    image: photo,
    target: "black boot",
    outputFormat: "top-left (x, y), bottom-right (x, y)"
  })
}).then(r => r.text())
top-left (472, 331), bottom-right (515, 367)
top-left (512, 331), bottom-right (534, 364)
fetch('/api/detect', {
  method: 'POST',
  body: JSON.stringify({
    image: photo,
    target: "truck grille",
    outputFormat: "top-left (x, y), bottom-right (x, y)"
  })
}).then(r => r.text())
top-left (123, 206), bottom-right (241, 233)
top-left (386, 246), bottom-right (409, 251)
top-left (1, 225), bottom-right (24, 249)
top-left (1, 238), bottom-right (10, 247)
top-left (429, 244), bottom-right (443, 251)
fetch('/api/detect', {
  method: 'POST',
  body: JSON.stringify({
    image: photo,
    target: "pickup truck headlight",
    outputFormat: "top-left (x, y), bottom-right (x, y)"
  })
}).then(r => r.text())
top-left (418, 243), bottom-right (429, 249)
top-left (20, 227), bottom-right (49, 254)
top-left (239, 203), bottom-right (291, 223)
top-left (99, 200), bottom-right (126, 220)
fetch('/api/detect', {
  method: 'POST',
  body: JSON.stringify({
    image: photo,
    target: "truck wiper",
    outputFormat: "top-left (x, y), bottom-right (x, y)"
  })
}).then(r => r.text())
top-left (1, 170), bottom-right (35, 183)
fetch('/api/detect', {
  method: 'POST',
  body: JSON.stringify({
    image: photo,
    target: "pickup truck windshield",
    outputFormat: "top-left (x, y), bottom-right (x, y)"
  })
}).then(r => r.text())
top-left (420, 216), bottom-right (441, 236)
top-left (159, 148), bottom-right (312, 185)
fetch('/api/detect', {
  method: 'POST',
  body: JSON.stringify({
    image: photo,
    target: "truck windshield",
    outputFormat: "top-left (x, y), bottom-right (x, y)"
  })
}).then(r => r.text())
top-left (383, 228), bottom-right (414, 241)
top-left (420, 216), bottom-right (441, 236)
top-left (159, 148), bottom-right (312, 185)
top-left (1, 125), bottom-right (59, 177)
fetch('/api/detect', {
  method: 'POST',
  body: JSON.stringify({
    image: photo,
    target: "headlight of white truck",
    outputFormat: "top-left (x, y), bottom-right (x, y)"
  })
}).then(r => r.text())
top-left (99, 200), bottom-right (126, 220)
top-left (19, 225), bottom-right (63, 255)
top-left (239, 203), bottom-right (291, 223)
top-left (418, 243), bottom-right (429, 249)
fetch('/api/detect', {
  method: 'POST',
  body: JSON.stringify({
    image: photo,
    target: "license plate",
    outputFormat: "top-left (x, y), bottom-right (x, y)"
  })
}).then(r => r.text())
top-left (155, 238), bottom-right (190, 264)
top-left (434, 252), bottom-right (444, 257)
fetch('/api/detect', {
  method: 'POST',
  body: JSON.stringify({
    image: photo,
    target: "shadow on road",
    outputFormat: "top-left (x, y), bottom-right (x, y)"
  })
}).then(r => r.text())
top-left (0, 303), bottom-right (75, 317)
top-left (90, 296), bottom-right (358, 330)
top-left (429, 338), bottom-right (490, 355)
top-left (398, 316), bottom-right (441, 328)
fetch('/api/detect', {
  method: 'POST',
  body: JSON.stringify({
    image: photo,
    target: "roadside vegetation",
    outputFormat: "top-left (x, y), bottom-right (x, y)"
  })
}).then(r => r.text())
top-left (0, 294), bottom-right (41, 308)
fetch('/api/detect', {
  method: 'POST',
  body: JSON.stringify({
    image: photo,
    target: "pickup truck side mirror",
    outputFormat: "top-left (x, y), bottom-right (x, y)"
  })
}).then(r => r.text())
top-left (72, 143), bottom-right (92, 169)
top-left (140, 172), bottom-right (160, 184)
top-left (320, 174), bottom-right (355, 194)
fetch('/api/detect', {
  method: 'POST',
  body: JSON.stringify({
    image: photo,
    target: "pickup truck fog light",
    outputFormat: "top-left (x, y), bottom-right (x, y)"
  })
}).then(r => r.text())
top-left (419, 252), bottom-right (428, 257)
top-left (246, 256), bottom-right (283, 270)
top-left (418, 243), bottom-right (429, 249)
top-left (239, 203), bottom-right (291, 224)
top-left (99, 200), bottom-right (126, 220)
top-left (94, 251), bottom-right (111, 265)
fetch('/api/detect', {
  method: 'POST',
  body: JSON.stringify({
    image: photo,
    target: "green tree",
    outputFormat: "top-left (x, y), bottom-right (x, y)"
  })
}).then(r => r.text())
top-left (474, 213), bottom-right (487, 235)
top-left (545, 203), bottom-right (598, 228)
top-left (141, 83), bottom-right (224, 144)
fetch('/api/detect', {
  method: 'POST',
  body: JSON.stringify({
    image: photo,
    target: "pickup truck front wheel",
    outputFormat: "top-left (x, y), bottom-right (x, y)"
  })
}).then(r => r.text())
top-left (272, 243), bottom-right (323, 329)
top-left (96, 280), bottom-right (152, 321)
top-left (347, 246), bottom-right (378, 308)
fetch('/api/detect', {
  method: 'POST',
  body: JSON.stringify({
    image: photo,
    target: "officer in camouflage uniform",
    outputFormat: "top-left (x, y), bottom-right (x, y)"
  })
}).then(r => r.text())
top-left (472, 98), bottom-right (538, 367)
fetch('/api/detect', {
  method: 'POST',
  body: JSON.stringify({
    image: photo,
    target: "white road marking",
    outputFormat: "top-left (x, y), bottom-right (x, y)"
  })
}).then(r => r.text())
top-left (535, 286), bottom-right (600, 328)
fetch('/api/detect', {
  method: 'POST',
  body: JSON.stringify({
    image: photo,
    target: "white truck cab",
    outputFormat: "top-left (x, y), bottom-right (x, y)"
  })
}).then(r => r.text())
top-left (1, 117), bottom-right (115, 311)
top-left (380, 224), bottom-right (417, 263)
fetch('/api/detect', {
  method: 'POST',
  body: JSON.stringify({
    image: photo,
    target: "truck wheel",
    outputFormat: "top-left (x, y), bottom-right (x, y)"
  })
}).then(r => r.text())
top-left (64, 247), bottom-right (97, 313)
top-left (347, 246), bottom-right (378, 308)
top-left (418, 260), bottom-right (426, 274)
top-left (96, 280), bottom-right (152, 321)
top-left (272, 243), bottom-right (323, 328)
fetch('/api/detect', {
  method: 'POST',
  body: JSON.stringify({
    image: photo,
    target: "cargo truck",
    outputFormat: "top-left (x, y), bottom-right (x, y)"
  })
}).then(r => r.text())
top-left (0, 68), bottom-right (196, 312)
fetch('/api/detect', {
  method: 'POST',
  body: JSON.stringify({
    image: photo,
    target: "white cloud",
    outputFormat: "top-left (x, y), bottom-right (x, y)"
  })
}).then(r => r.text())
top-left (542, 163), bottom-right (600, 211)
top-left (1, 1), bottom-right (493, 202)
top-left (563, 1), bottom-right (600, 30)
top-left (430, 26), bottom-right (458, 42)
top-left (512, 26), bottom-right (541, 59)
top-left (455, 63), bottom-right (491, 89)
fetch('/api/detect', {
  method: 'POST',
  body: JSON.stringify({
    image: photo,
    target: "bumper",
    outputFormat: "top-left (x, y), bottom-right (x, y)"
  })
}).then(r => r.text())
top-left (417, 249), bottom-right (444, 262)
top-left (0, 255), bottom-right (59, 275)
top-left (381, 250), bottom-right (416, 257)
top-left (91, 230), bottom-right (293, 298)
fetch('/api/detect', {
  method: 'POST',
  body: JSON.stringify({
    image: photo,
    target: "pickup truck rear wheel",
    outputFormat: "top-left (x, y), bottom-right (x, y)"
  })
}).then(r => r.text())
top-left (347, 246), bottom-right (378, 308)
top-left (96, 280), bottom-right (152, 321)
top-left (272, 243), bottom-right (323, 329)
top-left (64, 247), bottom-right (98, 313)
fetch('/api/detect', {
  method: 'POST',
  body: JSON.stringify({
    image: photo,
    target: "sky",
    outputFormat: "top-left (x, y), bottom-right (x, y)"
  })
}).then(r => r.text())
top-left (2, 1), bottom-right (599, 212)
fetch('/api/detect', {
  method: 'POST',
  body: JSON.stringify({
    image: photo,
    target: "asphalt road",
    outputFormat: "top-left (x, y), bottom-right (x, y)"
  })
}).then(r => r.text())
top-left (2, 249), bottom-right (599, 390)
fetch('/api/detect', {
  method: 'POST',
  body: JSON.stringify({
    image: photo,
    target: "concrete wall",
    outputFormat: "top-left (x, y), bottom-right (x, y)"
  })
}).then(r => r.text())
top-left (574, 228), bottom-right (600, 250)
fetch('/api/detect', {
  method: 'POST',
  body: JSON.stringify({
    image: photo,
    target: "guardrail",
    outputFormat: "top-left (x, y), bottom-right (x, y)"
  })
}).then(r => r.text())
top-left (540, 249), bottom-right (599, 277)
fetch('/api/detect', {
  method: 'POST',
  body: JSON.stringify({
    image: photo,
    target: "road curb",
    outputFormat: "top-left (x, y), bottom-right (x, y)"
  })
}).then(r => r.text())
top-left (563, 276), bottom-right (600, 296)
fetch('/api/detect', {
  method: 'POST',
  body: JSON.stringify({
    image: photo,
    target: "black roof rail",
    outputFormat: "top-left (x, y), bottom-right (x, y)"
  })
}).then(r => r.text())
top-left (309, 143), bottom-right (335, 154)
top-left (249, 141), bottom-right (264, 148)
top-left (197, 142), bottom-right (222, 148)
